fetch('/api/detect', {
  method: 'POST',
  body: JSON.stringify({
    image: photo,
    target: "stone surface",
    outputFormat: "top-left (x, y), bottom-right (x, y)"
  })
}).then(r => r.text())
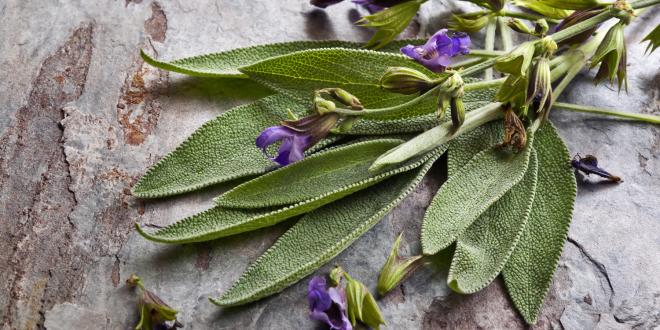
top-left (0, 0), bottom-right (658, 329)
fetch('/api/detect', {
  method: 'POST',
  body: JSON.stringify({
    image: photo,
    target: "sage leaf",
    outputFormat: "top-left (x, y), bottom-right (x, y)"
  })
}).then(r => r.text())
top-left (136, 140), bottom-right (443, 243)
top-left (215, 139), bottom-right (415, 208)
top-left (211, 149), bottom-right (443, 307)
top-left (140, 40), bottom-right (423, 78)
top-left (502, 123), bottom-right (577, 325)
top-left (239, 48), bottom-right (443, 120)
top-left (447, 149), bottom-right (538, 294)
top-left (131, 95), bottom-right (336, 198)
top-left (421, 138), bottom-right (534, 255)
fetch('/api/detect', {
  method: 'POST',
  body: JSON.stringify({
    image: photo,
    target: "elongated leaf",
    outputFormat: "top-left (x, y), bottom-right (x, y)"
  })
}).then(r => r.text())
top-left (447, 121), bottom-right (503, 174)
top-left (421, 138), bottom-right (534, 255)
top-left (215, 139), bottom-right (411, 208)
top-left (136, 140), bottom-right (444, 243)
top-left (140, 40), bottom-right (424, 78)
top-left (131, 95), bottom-right (335, 198)
top-left (503, 123), bottom-right (576, 325)
top-left (211, 149), bottom-right (443, 307)
top-left (239, 48), bottom-right (444, 120)
top-left (447, 149), bottom-right (538, 294)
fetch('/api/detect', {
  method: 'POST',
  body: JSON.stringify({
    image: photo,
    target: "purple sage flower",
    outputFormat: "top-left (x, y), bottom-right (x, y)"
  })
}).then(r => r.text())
top-left (256, 113), bottom-right (339, 166)
top-left (400, 29), bottom-right (471, 72)
top-left (308, 276), bottom-right (352, 330)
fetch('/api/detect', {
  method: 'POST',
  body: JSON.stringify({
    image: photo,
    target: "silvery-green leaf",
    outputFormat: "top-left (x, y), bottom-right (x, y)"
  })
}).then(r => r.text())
top-left (211, 149), bottom-right (442, 307)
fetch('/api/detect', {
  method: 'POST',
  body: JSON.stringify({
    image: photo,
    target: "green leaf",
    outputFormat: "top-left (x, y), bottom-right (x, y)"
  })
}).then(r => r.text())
top-left (358, 1), bottom-right (423, 49)
top-left (211, 149), bottom-right (443, 307)
top-left (446, 121), bottom-right (503, 174)
top-left (502, 123), bottom-right (576, 325)
top-left (642, 24), bottom-right (660, 55)
top-left (140, 40), bottom-right (424, 78)
top-left (239, 48), bottom-right (442, 120)
top-left (447, 149), bottom-right (538, 294)
top-left (421, 137), bottom-right (534, 255)
top-left (215, 139), bottom-right (421, 208)
top-left (136, 140), bottom-right (443, 243)
top-left (131, 95), bottom-right (337, 198)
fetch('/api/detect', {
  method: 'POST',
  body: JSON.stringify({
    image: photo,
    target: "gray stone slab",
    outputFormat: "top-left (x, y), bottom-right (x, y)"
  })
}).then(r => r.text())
top-left (0, 0), bottom-right (658, 329)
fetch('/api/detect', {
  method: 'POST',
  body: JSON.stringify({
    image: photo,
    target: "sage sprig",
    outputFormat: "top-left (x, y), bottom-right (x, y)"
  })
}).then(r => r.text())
top-left (132, 0), bottom-right (660, 326)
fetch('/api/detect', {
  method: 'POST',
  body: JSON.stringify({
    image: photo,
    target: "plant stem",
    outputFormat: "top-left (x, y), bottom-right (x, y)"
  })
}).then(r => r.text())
top-left (484, 18), bottom-right (497, 80)
top-left (469, 49), bottom-right (505, 57)
top-left (550, 10), bottom-right (612, 42)
top-left (464, 78), bottom-right (506, 91)
top-left (370, 102), bottom-right (503, 171)
top-left (554, 102), bottom-right (660, 124)
top-left (499, 10), bottom-right (561, 24)
top-left (630, 0), bottom-right (660, 9)
top-left (498, 17), bottom-right (513, 51)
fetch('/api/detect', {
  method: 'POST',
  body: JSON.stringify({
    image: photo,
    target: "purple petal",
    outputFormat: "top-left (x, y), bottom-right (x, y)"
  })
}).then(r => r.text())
top-left (308, 277), bottom-right (332, 313)
top-left (255, 126), bottom-right (295, 152)
top-left (273, 134), bottom-right (312, 166)
top-left (401, 29), bottom-right (471, 72)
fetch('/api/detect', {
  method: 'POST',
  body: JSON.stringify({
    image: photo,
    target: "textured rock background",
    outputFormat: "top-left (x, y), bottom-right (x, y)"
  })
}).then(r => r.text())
top-left (0, 0), bottom-right (658, 329)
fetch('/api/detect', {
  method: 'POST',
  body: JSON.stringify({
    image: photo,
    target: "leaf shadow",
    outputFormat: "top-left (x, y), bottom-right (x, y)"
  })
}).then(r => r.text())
top-left (164, 76), bottom-right (273, 104)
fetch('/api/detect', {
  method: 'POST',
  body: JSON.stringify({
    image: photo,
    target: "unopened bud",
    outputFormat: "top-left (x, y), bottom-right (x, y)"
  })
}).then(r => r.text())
top-left (380, 67), bottom-right (435, 95)
top-left (507, 18), bottom-right (533, 35)
top-left (450, 98), bottom-right (465, 129)
top-left (539, 37), bottom-right (558, 56)
top-left (314, 97), bottom-right (336, 114)
top-left (345, 273), bottom-right (385, 329)
top-left (494, 41), bottom-right (536, 76)
top-left (329, 266), bottom-right (344, 286)
top-left (439, 71), bottom-right (464, 98)
top-left (526, 57), bottom-right (553, 114)
top-left (319, 88), bottom-right (363, 110)
top-left (377, 233), bottom-right (422, 296)
top-left (448, 13), bottom-right (490, 33)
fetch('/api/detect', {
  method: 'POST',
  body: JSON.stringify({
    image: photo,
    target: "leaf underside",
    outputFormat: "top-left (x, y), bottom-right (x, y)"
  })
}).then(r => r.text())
top-left (503, 123), bottom-right (577, 324)
top-left (212, 148), bottom-right (443, 307)
top-left (137, 141), bottom-right (445, 243)
top-left (140, 39), bottom-right (426, 78)
top-left (421, 140), bottom-right (533, 255)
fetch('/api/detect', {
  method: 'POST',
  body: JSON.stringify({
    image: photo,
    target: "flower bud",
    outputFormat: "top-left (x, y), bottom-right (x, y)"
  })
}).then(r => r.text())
top-left (345, 274), bottom-right (386, 329)
top-left (534, 19), bottom-right (549, 36)
top-left (377, 233), bottom-right (422, 296)
top-left (539, 36), bottom-right (558, 56)
top-left (450, 97), bottom-right (466, 129)
top-left (494, 42), bottom-right (536, 76)
top-left (448, 13), bottom-right (490, 33)
top-left (439, 71), bottom-right (464, 98)
top-left (591, 22), bottom-right (627, 91)
top-left (507, 18), bottom-right (534, 35)
top-left (314, 97), bottom-right (336, 114)
top-left (319, 88), bottom-right (363, 110)
top-left (380, 67), bottom-right (435, 95)
top-left (329, 265), bottom-right (345, 286)
top-left (526, 57), bottom-right (553, 114)
top-left (127, 274), bottom-right (183, 330)
top-left (499, 104), bottom-right (528, 151)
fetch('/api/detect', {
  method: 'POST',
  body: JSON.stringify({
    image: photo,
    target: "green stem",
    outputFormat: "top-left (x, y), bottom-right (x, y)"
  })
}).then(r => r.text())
top-left (469, 49), bottom-right (505, 57)
top-left (484, 18), bottom-right (497, 80)
top-left (554, 102), bottom-right (660, 124)
top-left (497, 17), bottom-right (513, 51)
top-left (369, 102), bottom-right (503, 171)
top-left (630, 0), bottom-right (660, 9)
top-left (499, 10), bottom-right (561, 24)
top-left (550, 10), bottom-right (612, 42)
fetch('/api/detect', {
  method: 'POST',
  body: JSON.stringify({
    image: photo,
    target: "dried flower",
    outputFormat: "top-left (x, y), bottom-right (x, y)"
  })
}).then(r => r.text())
top-left (308, 276), bottom-right (353, 330)
top-left (257, 113), bottom-right (339, 166)
top-left (401, 29), bottom-right (471, 72)
top-left (571, 154), bottom-right (622, 182)
top-left (380, 67), bottom-right (435, 95)
top-left (499, 105), bottom-right (528, 151)
top-left (127, 274), bottom-right (183, 330)
top-left (591, 22), bottom-right (628, 91)
top-left (507, 18), bottom-right (534, 35)
top-left (376, 233), bottom-right (422, 296)
top-left (344, 274), bottom-right (386, 329)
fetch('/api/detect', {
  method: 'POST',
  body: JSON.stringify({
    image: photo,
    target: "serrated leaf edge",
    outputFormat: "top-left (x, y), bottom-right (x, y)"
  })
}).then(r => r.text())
top-left (446, 149), bottom-right (539, 294)
top-left (210, 147), bottom-right (445, 307)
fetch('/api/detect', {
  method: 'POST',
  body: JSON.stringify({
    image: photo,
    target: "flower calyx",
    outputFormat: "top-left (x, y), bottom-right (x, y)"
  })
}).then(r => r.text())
top-left (127, 274), bottom-right (183, 330)
top-left (380, 67), bottom-right (436, 95)
top-left (590, 21), bottom-right (628, 91)
top-left (344, 273), bottom-right (386, 330)
top-left (376, 233), bottom-right (423, 296)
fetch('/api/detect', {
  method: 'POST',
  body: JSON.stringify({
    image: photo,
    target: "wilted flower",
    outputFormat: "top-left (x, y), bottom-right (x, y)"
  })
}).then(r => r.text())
top-left (494, 41), bottom-right (536, 76)
top-left (257, 113), bottom-right (339, 166)
top-left (526, 57), bottom-right (553, 114)
top-left (571, 154), bottom-right (622, 182)
top-left (499, 104), bottom-right (528, 151)
top-left (308, 276), bottom-right (353, 330)
top-left (380, 67), bottom-right (435, 94)
top-left (344, 274), bottom-right (386, 329)
top-left (401, 29), bottom-right (471, 72)
top-left (591, 22), bottom-right (628, 91)
top-left (127, 274), bottom-right (183, 330)
top-left (377, 233), bottom-right (422, 296)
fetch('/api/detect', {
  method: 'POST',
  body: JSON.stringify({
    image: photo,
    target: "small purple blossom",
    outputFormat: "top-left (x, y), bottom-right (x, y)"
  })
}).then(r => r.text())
top-left (308, 276), bottom-right (352, 330)
top-left (256, 113), bottom-right (339, 167)
top-left (400, 29), bottom-right (471, 72)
